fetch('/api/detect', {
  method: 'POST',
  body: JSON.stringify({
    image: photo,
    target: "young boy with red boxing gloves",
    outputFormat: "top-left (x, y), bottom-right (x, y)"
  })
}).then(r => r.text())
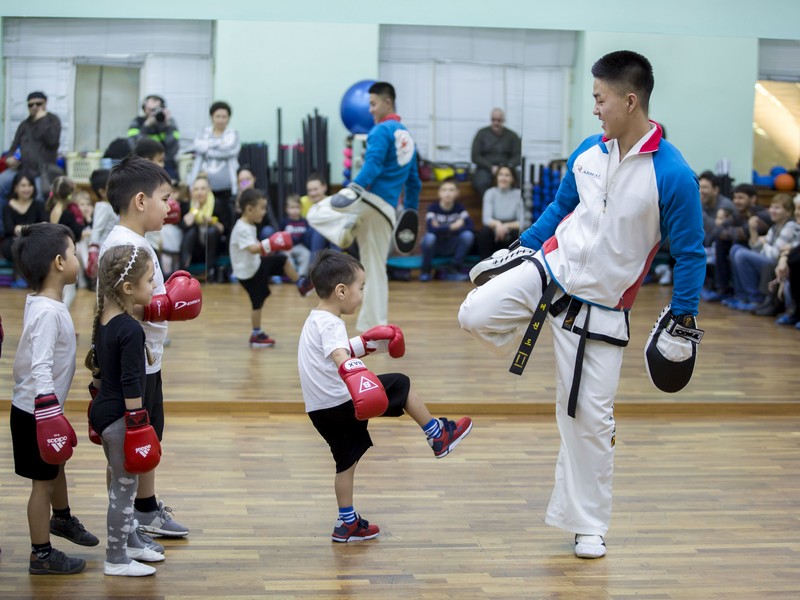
top-left (99, 155), bottom-right (202, 538)
top-left (297, 250), bottom-right (472, 542)
top-left (87, 245), bottom-right (165, 576)
top-left (10, 222), bottom-right (99, 575)
top-left (229, 188), bottom-right (313, 348)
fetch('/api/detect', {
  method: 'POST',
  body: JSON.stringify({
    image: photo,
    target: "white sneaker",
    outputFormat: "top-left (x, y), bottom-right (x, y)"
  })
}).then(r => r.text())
top-left (104, 559), bottom-right (156, 576)
top-left (574, 534), bottom-right (606, 558)
top-left (125, 546), bottom-right (165, 562)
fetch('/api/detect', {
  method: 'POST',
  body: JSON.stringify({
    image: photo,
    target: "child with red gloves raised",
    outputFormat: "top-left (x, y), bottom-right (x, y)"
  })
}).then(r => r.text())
top-left (10, 222), bottom-right (99, 575)
top-left (297, 249), bottom-right (473, 543)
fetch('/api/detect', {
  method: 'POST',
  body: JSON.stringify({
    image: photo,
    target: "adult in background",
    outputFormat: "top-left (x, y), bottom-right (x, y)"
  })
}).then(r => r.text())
top-left (477, 165), bottom-right (525, 259)
top-left (471, 108), bottom-right (521, 201)
top-left (307, 82), bottom-right (421, 332)
top-left (127, 95), bottom-right (180, 179)
top-left (0, 91), bottom-right (62, 214)
top-left (188, 101), bottom-right (240, 213)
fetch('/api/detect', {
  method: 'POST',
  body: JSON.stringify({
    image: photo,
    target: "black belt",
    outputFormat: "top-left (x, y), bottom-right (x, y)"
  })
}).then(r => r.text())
top-left (509, 258), bottom-right (590, 419)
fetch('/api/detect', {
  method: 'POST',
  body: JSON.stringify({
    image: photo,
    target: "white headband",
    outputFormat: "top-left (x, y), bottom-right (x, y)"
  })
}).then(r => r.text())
top-left (114, 246), bottom-right (140, 288)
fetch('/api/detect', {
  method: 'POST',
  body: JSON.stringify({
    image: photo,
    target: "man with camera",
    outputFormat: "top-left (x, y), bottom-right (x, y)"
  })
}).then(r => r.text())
top-left (127, 95), bottom-right (181, 179)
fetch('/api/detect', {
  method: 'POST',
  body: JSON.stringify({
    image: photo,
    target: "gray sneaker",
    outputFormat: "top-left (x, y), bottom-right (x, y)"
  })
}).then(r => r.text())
top-left (134, 501), bottom-right (189, 537)
top-left (129, 520), bottom-right (165, 553)
top-left (29, 548), bottom-right (86, 575)
top-left (50, 516), bottom-right (100, 547)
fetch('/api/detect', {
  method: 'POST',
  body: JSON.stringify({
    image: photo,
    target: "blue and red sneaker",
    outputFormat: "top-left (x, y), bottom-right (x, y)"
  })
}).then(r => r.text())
top-left (428, 417), bottom-right (473, 459)
top-left (331, 516), bottom-right (380, 543)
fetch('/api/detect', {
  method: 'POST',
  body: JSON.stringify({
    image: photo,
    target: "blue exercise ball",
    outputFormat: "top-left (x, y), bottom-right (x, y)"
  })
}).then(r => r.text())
top-left (340, 80), bottom-right (376, 135)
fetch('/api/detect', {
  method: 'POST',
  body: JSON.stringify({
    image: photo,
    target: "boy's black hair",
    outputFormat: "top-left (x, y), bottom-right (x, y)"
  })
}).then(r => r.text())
top-left (89, 168), bottom-right (110, 198)
top-left (368, 81), bottom-right (396, 104)
top-left (439, 176), bottom-right (459, 187)
top-left (12, 222), bottom-right (74, 292)
top-left (698, 170), bottom-right (719, 188)
top-left (732, 183), bottom-right (757, 198)
top-left (133, 137), bottom-right (166, 161)
top-left (591, 50), bottom-right (654, 112)
top-left (310, 249), bottom-right (364, 299)
top-left (210, 101), bottom-right (232, 117)
top-left (238, 187), bottom-right (266, 212)
top-left (107, 154), bottom-right (171, 215)
top-left (306, 172), bottom-right (327, 187)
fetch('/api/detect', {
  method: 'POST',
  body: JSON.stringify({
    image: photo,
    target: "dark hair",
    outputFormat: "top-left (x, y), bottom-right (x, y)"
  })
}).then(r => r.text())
top-left (210, 101), bottom-right (232, 117)
top-left (9, 171), bottom-right (37, 200)
top-left (237, 165), bottom-right (254, 176)
top-left (591, 50), bottom-right (654, 112)
top-left (494, 164), bottom-right (517, 188)
top-left (142, 94), bottom-right (165, 110)
top-left (45, 175), bottom-right (76, 213)
top-left (732, 183), bottom-right (757, 198)
top-left (310, 249), bottom-right (364, 299)
top-left (107, 155), bottom-right (171, 215)
top-left (11, 222), bottom-right (74, 292)
top-left (86, 244), bottom-right (154, 375)
top-left (306, 172), bottom-right (327, 187)
top-left (89, 168), bottom-right (111, 198)
top-left (133, 137), bottom-right (166, 161)
top-left (439, 177), bottom-right (459, 188)
top-left (368, 81), bottom-right (396, 104)
top-left (698, 170), bottom-right (719, 188)
top-left (238, 187), bottom-right (266, 212)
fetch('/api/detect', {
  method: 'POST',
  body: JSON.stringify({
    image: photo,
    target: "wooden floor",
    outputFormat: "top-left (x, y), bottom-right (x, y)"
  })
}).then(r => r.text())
top-left (0, 280), bottom-right (799, 598)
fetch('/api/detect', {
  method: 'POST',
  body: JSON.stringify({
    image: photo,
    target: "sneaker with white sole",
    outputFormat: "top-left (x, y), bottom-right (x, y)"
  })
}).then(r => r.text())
top-left (125, 546), bottom-right (165, 562)
top-left (428, 417), bottom-right (473, 459)
top-left (134, 502), bottom-right (189, 537)
top-left (129, 520), bottom-right (165, 554)
top-left (104, 559), bottom-right (156, 577)
top-left (574, 534), bottom-right (606, 558)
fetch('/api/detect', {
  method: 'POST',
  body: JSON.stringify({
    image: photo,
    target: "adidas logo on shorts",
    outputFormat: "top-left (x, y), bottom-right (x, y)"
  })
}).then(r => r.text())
top-left (136, 444), bottom-right (152, 457)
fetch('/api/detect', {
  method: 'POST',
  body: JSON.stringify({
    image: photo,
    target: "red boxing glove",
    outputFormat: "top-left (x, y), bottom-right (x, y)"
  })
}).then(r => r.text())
top-left (123, 410), bottom-right (162, 474)
top-left (260, 231), bottom-right (293, 256)
top-left (143, 270), bottom-right (202, 322)
top-left (86, 244), bottom-right (99, 279)
top-left (350, 324), bottom-right (405, 359)
top-left (87, 383), bottom-right (102, 445)
top-left (338, 358), bottom-right (388, 421)
top-left (164, 197), bottom-right (181, 224)
top-left (34, 394), bottom-right (78, 464)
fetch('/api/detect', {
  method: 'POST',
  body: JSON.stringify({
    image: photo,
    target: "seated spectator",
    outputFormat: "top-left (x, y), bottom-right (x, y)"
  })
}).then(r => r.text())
top-left (726, 193), bottom-right (799, 311)
top-left (702, 183), bottom-right (772, 302)
top-left (477, 164), bottom-right (524, 259)
top-left (161, 181), bottom-right (188, 277)
top-left (188, 101), bottom-right (240, 212)
top-left (86, 168), bottom-right (118, 280)
top-left (1, 172), bottom-right (47, 287)
top-left (73, 189), bottom-right (94, 288)
top-left (471, 108), bottom-right (521, 201)
top-left (419, 179), bottom-right (475, 282)
top-left (774, 194), bottom-right (800, 328)
top-left (279, 194), bottom-right (311, 278)
top-left (180, 174), bottom-right (231, 283)
top-left (46, 176), bottom-right (83, 307)
top-left (301, 173), bottom-right (344, 261)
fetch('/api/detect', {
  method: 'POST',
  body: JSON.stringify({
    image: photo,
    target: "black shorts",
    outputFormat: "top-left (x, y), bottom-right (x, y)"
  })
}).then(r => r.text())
top-left (144, 371), bottom-right (165, 441)
top-left (308, 373), bottom-right (410, 473)
top-left (238, 255), bottom-right (287, 310)
top-left (10, 405), bottom-right (60, 481)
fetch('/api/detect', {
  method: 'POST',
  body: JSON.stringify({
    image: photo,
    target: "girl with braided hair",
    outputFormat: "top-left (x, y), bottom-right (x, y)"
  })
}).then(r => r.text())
top-left (84, 244), bottom-right (165, 576)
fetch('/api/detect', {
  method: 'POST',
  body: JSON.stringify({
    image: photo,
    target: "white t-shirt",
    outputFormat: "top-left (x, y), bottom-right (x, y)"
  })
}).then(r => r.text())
top-left (229, 219), bottom-right (260, 280)
top-left (12, 295), bottom-right (76, 414)
top-left (297, 309), bottom-right (352, 412)
top-left (100, 225), bottom-right (167, 374)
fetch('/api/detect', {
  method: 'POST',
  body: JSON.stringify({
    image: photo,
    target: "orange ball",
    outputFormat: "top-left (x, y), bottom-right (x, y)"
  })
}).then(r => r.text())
top-left (773, 172), bottom-right (796, 191)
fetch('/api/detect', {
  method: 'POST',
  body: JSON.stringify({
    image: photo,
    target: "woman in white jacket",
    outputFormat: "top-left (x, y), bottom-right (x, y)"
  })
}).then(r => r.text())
top-left (188, 101), bottom-right (241, 212)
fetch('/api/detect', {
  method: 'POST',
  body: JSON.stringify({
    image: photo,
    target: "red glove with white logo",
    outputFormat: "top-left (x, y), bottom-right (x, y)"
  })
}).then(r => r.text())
top-left (260, 231), bottom-right (293, 256)
top-left (142, 270), bottom-right (202, 322)
top-left (349, 324), bottom-right (405, 359)
top-left (35, 394), bottom-right (78, 464)
top-left (338, 358), bottom-right (388, 421)
top-left (123, 410), bottom-right (161, 474)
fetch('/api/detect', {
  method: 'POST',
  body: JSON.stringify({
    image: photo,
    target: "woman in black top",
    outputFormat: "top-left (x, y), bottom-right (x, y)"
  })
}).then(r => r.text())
top-left (2, 172), bottom-right (47, 261)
